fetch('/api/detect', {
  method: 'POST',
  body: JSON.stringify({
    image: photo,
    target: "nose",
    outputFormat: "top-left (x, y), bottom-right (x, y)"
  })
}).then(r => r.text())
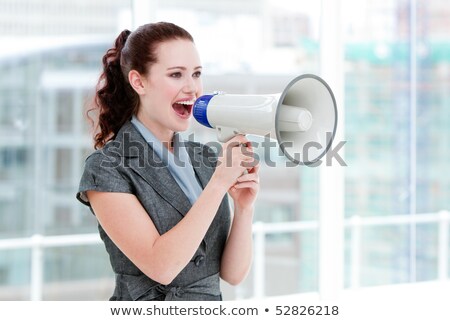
top-left (183, 76), bottom-right (197, 94)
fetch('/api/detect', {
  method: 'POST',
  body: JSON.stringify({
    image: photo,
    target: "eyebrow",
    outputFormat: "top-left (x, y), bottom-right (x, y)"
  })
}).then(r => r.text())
top-left (167, 66), bottom-right (202, 71)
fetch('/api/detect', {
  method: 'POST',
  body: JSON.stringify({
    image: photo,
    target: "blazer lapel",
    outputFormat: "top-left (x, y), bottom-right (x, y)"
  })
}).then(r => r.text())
top-left (185, 141), bottom-right (216, 189)
top-left (185, 141), bottom-right (229, 249)
top-left (115, 122), bottom-right (192, 217)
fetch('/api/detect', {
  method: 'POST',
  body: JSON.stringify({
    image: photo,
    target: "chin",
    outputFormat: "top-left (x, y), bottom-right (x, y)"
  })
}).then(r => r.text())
top-left (173, 119), bottom-right (191, 133)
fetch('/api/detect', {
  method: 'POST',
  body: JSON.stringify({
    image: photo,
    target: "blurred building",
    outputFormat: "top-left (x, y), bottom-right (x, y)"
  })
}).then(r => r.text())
top-left (0, 0), bottom-right (130, 35)
top-left (342, 0), bottom-right (450, 286)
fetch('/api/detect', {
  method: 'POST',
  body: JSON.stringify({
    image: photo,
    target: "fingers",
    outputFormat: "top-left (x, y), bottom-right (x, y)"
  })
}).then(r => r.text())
top-left (219, 135), bottom-right (252, 158)
top-left (215, 135), bottom-right (259, 188)
top-left (225, 135), bottom-right (252, 149)
top-left (236, 172), bottom-right (259, 184)
top-left (231, 181), bottom-right (259, 190)
top-left (233, 168), bottom-right (260, 191)
top-left (251, 162), bottom-right (260, 173)
top-left (223, 135), bottom-right (257, 167)
top-left (226, 134), bottom-right (249, 144)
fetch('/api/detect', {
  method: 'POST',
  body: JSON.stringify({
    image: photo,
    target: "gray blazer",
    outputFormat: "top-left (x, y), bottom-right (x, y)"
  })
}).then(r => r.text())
top-left (77, 121), bottom-right (231, 301)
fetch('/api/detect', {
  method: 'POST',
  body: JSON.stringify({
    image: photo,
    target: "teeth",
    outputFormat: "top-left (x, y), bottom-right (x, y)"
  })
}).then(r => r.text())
top-left (176, 100), bottom-right (195, 105)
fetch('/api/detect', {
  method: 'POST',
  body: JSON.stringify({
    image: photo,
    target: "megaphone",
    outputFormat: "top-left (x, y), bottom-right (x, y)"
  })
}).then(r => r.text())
top-left (193, 74), bottom-right (337, 165)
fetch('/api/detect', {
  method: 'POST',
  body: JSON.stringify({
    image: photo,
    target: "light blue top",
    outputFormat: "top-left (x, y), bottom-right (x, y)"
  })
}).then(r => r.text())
top-left (130, 115), bottom-right (203, 205)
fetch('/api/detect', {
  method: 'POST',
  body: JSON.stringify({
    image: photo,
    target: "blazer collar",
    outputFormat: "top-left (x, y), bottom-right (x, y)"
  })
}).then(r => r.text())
top-left (111, 121), bottom-right (214, 217)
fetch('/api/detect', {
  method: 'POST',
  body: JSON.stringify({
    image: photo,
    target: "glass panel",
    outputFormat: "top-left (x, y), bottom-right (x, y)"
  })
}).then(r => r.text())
top-left (341, 0), bottom-right (450, 289)
top-left (0, 0), bottom-right (131, 300)
top-left (54, 148), bottom-right (72, 187)
top-left (360, 225), bottom-right (410, 286)
top-left (56, 90), bottom-right (74, 134)
top-left (42, 245), bottom-right (114, 300)
top-left (0, 249), bottom-right (31, 300)
top-left (416, 0), bottom-right (450, 213)
top-left (416, 223), bottom-right (438, 281)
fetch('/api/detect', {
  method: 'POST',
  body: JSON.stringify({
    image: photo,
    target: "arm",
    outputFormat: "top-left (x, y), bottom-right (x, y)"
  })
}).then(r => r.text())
top-left (87, 135), bottom-right (253, 285)
top-left (87, 177), bottom-right (227, 285)
top-left (220, 146), bottom-right (260, 285)
top-left (220, 206), bottom-right (254, 285)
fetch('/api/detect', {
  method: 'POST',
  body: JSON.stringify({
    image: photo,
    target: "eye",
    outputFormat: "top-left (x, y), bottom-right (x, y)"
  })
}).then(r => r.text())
top-left (193, 71), bottom-right (202, 78)
top-left (169, 72), bottom-right (182, 78)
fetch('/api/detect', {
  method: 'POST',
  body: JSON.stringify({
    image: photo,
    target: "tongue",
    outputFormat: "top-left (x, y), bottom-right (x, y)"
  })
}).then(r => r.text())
top-left (172, 103), bottom-right (186, 115)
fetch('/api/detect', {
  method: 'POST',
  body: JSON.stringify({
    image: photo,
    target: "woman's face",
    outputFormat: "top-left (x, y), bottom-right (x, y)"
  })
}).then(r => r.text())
top-left (137, 39), bottom-right (203, 139)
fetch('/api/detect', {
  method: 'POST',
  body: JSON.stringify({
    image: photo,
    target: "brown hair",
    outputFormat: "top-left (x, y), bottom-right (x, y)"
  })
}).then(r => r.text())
top-left (88, 22), bottom-right (194, 149)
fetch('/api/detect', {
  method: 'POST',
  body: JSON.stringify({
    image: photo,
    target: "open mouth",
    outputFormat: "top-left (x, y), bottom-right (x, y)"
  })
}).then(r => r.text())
top-left (172, 100), bottom-right (195, 119)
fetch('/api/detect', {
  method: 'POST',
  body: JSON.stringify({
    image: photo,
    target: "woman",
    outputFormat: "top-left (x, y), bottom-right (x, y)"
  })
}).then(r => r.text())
top-left (76, 22), bottom-right (259, 301)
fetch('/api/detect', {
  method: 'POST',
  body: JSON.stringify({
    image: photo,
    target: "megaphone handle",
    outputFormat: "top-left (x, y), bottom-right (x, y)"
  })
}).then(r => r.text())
top-left (216, 126), bottom-right (241, 143)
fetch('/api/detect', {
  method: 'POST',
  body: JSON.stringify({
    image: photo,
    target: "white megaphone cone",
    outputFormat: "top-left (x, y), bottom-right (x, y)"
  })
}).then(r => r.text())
top-left (193, 74), bottom-right (337, 165)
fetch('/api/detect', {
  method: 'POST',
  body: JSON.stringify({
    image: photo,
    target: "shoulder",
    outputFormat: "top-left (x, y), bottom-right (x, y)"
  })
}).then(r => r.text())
top-left (78, 144), bottom-right (134, 206)
top-left (84, 120), bottom-right (144, 166)
top-left (82, 136), bottom-right (134, 182)
top-left (83, 144), bottom-right (121, 171)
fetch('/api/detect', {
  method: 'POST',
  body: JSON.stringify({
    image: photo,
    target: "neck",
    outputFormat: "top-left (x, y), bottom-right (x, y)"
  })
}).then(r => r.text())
top-left (135, 113), bottom-right (175, 149)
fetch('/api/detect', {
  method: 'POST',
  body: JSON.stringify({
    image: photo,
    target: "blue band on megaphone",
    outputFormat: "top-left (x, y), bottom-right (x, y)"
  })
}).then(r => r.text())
top-left (193, 94), bottom-right (215, 128)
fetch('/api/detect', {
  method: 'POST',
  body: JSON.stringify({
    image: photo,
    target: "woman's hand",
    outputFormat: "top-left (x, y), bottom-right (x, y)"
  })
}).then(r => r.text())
top-left (211, 135), bottom-right (256, 189)
top-left (219, 139), bottom-right (258, 284)
top-left (228, 162), bottom-right (260, 211)
top-left (210, 135), bottom-right (259, 211)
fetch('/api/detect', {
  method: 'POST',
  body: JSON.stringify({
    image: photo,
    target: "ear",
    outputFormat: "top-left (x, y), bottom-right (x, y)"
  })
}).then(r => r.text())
top-left (128, 70), bottom-right (146, 95)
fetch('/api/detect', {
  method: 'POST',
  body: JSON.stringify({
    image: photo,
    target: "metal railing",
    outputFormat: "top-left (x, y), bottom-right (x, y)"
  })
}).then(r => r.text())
top-left (0, 210), bottom-right (448, 300)
top-left (251, 210), bottom-right (449, 299)
top-left (0, 233), bottom-right (101, 301)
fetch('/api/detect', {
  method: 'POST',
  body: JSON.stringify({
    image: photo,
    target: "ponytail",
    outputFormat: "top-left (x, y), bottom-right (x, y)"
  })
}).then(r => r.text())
top-left (88, 29), bottom-right (138, 149)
